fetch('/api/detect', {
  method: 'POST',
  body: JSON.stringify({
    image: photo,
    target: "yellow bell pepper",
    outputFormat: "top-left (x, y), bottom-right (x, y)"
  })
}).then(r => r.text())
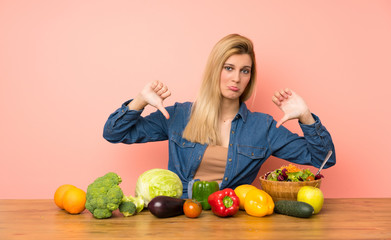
top-left (244, 188), bottom-right (274, 217)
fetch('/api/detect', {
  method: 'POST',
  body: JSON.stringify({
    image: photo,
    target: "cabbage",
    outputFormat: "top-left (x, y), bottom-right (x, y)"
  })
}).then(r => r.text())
top-left (135, 168), bottom-right (183, 206)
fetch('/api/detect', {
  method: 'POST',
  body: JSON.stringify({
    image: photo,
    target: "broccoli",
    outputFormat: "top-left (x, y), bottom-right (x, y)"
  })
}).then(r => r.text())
top-left (85, 172), bottom-right (124, 219)
top-left (128, 195), bottom-right (144, 213)
top-left (119, 195), bottom-right (144, 217)
top-left (119, 199), bottom-right (136, 217)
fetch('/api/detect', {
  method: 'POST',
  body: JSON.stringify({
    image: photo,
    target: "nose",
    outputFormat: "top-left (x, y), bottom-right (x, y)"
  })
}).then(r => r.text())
top-left (232, 70), bottom-right (241, 83)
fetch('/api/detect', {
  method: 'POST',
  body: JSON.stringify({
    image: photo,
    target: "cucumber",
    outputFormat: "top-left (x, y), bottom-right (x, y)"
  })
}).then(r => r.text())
top-left (274, 200), bottom-right (314, 218)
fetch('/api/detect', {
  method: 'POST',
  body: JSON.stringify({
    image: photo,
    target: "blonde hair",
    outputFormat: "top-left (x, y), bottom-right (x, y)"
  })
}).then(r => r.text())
top-left (182, 34), bottom-right (257, 145)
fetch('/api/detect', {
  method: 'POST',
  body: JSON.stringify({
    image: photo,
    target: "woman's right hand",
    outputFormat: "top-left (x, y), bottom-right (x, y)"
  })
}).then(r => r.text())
top-left (129, 81), bottom-right (171, 119)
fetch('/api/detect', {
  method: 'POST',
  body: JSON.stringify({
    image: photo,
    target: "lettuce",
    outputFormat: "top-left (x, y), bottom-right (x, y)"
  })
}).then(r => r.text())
top-left (135, 168), bottom-right (183, 206)
top-left (264, 164), bottom-right (316, 182)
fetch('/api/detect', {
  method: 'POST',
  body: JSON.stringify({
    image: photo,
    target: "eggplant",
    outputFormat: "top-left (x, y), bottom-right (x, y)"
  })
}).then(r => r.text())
top-left (148, 196), bottom-right (185, 218)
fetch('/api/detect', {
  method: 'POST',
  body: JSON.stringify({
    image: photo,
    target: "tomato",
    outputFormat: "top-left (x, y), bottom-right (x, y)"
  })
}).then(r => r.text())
top-left (183, 199), bottom-right (202, 218)
top-left (306, 175), bottom-right (315, 181)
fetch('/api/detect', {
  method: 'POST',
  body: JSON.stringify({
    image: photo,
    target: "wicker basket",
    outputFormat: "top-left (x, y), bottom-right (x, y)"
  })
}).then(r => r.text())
top-left (260, 177), bottom-right (322, 202)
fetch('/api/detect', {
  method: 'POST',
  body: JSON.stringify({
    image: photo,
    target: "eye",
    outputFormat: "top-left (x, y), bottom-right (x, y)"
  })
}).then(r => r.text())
top-left (224, 66), bottom-right (233, 71)
top-left (241, 69), bottom-right (251, 74)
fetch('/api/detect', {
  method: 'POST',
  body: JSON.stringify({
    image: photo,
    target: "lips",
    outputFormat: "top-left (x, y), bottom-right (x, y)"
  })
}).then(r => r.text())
top-left (228, 86), bottom-right (239, 92)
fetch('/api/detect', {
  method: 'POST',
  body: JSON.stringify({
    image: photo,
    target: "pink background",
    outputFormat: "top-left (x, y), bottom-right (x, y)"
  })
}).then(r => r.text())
top-left (1, 0), bottom-right (390, 199)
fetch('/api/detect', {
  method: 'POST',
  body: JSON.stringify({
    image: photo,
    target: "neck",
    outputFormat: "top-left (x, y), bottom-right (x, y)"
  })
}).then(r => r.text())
top-left (219, 98), bottom-right (240, 122)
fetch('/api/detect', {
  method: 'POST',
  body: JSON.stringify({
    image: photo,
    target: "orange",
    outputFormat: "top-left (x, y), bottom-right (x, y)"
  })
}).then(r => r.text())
top-left (234, 184), bottom-right (258, 210)
top-left (63, 187), bottom-right (86, 214)
top-left (54, 184), bottom-right (76, 209)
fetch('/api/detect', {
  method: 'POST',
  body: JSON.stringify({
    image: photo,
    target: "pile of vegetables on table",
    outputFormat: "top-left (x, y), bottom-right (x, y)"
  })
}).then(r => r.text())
top-left (84, 169), bottom-right (183, 219)
top-left (56, 164), bottom-right (325, 219)
top-left (84, 172), bottom-right (144, 218)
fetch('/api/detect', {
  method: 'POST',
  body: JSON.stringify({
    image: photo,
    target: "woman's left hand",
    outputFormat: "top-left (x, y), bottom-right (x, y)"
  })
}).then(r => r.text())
top-left (272, 88), bottom-right (315, 128)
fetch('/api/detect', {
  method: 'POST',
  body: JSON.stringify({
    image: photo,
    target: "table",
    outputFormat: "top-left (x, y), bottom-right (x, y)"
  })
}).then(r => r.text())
top-left (0, 199), bottom-right (390, 239)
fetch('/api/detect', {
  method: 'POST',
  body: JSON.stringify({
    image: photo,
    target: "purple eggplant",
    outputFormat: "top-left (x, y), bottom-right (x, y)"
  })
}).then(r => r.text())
top-left (148, 196), bottom-right (185, 218)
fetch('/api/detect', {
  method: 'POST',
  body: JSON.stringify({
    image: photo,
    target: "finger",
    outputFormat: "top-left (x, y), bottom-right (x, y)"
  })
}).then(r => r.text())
top-left (157, 105), bottom-right (170, 119)
top-left (280, 89), bottom-right (289, 99)
top-left (157, 85), bottom-right (168, 96)
top-left (150, 80), bottom-right (158, 89)
top-left (276, 114), bottom-right (289, 128)
top-left (153, 81), bottom-right (163, 92)
top-left (284, 88), bottom-right (292, 96)
top-left (274, 91), bottom-right (284, 102)
top-left (272, 96), bottom-right (281, 106)
top-left (160, 90), bottom-right (171, 100)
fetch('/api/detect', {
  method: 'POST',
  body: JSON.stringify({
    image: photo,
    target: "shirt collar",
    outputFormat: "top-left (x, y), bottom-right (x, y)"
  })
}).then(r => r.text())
top-left (236, 102), bottom-right (248, 122)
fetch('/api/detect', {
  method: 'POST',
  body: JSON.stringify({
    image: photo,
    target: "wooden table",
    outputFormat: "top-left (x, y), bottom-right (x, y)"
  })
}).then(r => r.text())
top-left (0, 199), bottom-right (390, 239)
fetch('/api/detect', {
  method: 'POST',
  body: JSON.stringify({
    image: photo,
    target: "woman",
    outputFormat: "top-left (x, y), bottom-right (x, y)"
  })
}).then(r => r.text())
top-left (103, 34), bottom-right (336, 198)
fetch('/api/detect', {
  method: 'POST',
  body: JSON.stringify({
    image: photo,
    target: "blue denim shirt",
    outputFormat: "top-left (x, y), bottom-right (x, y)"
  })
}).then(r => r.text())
top-left (103, 100), bottom-right (336, 198)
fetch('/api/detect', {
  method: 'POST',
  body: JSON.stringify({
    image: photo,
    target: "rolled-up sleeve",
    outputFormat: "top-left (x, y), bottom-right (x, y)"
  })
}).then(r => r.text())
top-left (268, 113), bottom-right (336, 169)
top-left (103, 99), bottom-right (170, 144)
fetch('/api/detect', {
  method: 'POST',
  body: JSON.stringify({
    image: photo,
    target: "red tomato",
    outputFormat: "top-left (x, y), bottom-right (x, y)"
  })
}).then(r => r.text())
top-left (183, 199), bottom-right (202, 218)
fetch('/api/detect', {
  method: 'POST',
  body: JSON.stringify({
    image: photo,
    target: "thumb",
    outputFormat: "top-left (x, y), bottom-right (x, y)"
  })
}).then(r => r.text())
top-left (276, 114), bottom-right (289, 128)
top-left (157, 103), bottom-right (170, 119)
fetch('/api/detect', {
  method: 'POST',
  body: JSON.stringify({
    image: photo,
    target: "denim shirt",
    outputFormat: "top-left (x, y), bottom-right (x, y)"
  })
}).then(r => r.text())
top-left (103, 100), bottom-right (336, 198)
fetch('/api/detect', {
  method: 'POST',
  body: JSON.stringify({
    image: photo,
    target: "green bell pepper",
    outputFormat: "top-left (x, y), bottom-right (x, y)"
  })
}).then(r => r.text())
top-left (192, 181), bottom-right (219, 210)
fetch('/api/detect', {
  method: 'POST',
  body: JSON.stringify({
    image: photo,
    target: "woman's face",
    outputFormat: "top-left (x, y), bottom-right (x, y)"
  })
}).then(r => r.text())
top-left (220, 54), bottom-right (252, 101)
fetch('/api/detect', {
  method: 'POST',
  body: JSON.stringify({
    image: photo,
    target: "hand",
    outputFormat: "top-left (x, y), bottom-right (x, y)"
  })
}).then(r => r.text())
top-left (272, 88), bottom-right (315, 128)
top-left (130, 80), bottom-right (171, 119)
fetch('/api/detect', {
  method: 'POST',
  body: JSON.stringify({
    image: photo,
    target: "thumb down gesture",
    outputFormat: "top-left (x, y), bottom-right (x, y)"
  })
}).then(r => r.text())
top-left (140, 80), bottom-right (171, 119)
top-left (272, 88), bottom-right (315, 128)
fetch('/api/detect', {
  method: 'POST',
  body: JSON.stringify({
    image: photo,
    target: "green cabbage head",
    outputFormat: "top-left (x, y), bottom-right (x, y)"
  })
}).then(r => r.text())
top-left (135, 168), bottom-right (183, 206)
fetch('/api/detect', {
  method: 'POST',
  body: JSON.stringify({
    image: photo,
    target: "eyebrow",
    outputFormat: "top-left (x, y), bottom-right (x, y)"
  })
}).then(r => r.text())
top-left (224, 63), bottom-right (252, 69)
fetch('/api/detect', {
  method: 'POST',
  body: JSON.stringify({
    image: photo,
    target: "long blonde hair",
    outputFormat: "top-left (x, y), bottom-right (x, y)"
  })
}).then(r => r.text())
top-left (182, 34), bottom-right (257, 145)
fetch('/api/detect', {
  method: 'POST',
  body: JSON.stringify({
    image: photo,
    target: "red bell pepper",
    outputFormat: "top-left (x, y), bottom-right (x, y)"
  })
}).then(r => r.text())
top-left (207, 188), bottom-right (240, 217)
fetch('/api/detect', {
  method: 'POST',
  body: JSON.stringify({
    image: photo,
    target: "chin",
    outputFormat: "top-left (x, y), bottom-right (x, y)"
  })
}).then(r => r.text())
top-left (222, 90), bottom-right (243, 100)
top-left (223, 95), bottom-right (241, 101)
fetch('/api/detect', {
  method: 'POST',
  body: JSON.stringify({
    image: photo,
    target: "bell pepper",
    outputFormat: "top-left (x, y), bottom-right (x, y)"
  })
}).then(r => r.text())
top-left (244, 188), bottom-right (274, 217)
top-left (208, 188), bottom-right (240, 217)
top-left (192, 181), bottom-right (219, 210)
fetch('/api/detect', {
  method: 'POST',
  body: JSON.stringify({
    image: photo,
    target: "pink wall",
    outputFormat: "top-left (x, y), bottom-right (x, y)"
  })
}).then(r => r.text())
top-left (1, 0), bottom-right (390, 199)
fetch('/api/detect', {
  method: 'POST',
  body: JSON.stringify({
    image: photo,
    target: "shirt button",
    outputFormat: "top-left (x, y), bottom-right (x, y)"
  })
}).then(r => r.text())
top-left (225, 177), bottom-right (228, 181)
top-left (122, 110), bottom-right (124, 113)
top-left (230, 144), bottom-right (232, 147)
top-left (182, 142), bottom-right (185, 146)
top-left (231, 130), bottom-right (235, 134)
top-left (228, 158), bottom-right (232, 162)
top-left (251, 153), bottom-right (254, 156)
